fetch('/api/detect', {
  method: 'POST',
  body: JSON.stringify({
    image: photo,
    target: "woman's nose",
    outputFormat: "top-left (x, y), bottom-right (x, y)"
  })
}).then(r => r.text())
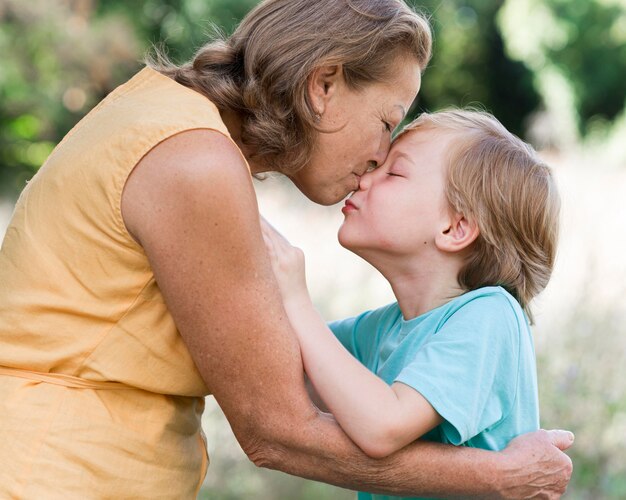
top-left (373, 131), bottom-right (392, 167)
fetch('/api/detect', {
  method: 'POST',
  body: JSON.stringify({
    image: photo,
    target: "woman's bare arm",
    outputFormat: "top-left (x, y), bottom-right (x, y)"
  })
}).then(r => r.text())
top-left (121, 129), bottom-right (573, 499)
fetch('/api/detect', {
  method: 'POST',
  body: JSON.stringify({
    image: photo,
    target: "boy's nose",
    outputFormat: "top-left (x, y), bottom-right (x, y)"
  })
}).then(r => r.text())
top-left (358, 169), bottom-right (374, 191)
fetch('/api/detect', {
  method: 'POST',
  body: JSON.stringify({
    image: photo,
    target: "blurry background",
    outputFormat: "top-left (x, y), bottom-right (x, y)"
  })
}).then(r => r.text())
top-left (1, 0), bottom-right (625, 498)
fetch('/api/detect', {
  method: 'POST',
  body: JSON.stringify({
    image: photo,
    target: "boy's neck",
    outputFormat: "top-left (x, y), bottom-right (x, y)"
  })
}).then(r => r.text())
top-left (366, 252), bottom-right (466, 320)
top-left (390, 273), bottom-right (466, 320)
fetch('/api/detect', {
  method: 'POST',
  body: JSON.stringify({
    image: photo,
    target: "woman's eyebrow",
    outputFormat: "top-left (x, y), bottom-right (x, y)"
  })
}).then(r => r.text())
top-left (393, 104), bottom-right (407, 119)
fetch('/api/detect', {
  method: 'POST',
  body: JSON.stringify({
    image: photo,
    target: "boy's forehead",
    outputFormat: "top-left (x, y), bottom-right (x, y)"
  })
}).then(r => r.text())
top-left (393, 126), bottom-right (440, 149)
top-left (388, 127), bottom-right (459, 171)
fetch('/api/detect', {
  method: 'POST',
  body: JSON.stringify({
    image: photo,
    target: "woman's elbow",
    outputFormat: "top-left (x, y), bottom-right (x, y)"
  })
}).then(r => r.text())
top-left (235, 405), bottom-right (319, 470)
top-left (239, 431), bottom-right (286, 469)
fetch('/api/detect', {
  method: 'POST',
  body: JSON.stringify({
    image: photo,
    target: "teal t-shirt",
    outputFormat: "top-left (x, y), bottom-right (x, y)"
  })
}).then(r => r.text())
top-left (328, 286), bottom-right (539, 500)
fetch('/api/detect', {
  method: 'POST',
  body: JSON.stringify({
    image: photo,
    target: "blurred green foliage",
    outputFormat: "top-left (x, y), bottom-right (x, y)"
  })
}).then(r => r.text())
top-left (1, 1), bottom-right (625, 497)
top-left (0, 0), bottom-right (626, 198)
top-left (0, 0), bottom-right (141, 194)
top-left (408, 0), bottom-right (542, 138)
top-left (499, 0), bottom-right (626, 148)
top-left (1, 0), bottom-right (625, 196)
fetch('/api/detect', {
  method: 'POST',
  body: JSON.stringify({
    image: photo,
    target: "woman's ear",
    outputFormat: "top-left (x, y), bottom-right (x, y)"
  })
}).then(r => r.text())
top-left (307, 65), bottom-right (343, 116)
top-left (435, 212), bottom-right (479, 253)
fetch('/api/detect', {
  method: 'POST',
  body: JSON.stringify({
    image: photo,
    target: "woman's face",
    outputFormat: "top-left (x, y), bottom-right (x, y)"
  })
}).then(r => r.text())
top-left (289, 58), bottom-right (422, 205)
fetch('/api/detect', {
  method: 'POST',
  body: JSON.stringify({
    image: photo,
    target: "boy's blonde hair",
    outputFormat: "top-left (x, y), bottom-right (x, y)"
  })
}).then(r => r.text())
top-left (403, 109), bottom-right (560, 321)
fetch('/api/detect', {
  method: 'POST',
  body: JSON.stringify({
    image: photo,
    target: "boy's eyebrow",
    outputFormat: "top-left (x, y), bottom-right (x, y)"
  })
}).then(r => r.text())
top-left (391, 150), bottom-right (413, 164)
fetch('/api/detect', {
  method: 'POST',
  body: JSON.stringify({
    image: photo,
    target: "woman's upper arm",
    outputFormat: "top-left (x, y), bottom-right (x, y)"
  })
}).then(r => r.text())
top-left (121, 129), bottom-right (315, 449)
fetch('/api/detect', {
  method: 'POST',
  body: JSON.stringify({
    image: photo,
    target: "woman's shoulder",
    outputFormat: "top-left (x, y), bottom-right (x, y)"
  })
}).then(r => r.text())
top-left (133, 128), bottom-right (248, 185)
top-left (122, 128), bottom-right (253, 245)
top-left (38, 67), bottom-right (236, 187)
top-left (78, 66), bottom-right (231, 143)
top-left (117, 68), bottom-right (249, 185)
top-left (124, 67), bottom-right (230, 135)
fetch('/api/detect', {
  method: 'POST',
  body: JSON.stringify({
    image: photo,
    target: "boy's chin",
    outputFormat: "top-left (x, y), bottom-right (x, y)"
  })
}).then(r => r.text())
top-left (337, 228), bottom-right (351, 250)
top-left (337, 232), bottom-right (361, 255)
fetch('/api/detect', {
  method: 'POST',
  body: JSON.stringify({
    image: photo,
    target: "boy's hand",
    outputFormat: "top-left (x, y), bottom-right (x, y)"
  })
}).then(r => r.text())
top-left (260, 217), bottom-right (309, 308)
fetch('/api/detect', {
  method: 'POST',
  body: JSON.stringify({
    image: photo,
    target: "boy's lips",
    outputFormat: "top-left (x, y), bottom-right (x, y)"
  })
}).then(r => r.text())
top-left (342, 198), bottom-right (358, 214)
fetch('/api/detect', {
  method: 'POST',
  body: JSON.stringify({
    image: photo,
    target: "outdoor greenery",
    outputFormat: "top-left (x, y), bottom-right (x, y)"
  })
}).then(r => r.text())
top-left (1, 1), bottom-right (625, 498)
top-left (2, 0), bottom-right (625, 196)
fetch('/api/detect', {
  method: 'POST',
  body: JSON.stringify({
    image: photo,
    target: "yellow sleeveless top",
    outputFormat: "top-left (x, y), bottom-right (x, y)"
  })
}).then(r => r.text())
top-left (0, 67), bottom-right (237, 498)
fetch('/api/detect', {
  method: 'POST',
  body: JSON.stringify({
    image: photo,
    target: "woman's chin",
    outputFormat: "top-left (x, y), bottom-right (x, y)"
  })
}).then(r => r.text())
top-left (287, 176), bottom-right (350, 206)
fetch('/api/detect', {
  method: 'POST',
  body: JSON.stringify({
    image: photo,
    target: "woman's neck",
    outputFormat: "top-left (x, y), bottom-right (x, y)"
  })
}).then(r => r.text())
top-left (219, 108), bottom-right (269, 175)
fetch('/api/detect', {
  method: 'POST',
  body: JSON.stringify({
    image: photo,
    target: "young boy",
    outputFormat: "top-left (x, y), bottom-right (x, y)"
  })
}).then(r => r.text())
top-left (262, 109), bottom-right (560, 500)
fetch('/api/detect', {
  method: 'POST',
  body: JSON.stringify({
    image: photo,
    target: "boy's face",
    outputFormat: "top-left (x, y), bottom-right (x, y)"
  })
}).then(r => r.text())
top-left (338, 128), bottom-right (454, 258)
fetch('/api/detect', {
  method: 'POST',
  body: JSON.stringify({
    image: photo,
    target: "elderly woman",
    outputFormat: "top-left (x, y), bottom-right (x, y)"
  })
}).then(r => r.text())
top-left (0, 0), bottom-right (571, 498)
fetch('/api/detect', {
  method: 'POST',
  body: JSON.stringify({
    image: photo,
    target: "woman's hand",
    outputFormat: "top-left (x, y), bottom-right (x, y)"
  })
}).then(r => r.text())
top-left (493, 429), bottom-right (574, 499)
top-left (260, 217), bottom-right (310, 309)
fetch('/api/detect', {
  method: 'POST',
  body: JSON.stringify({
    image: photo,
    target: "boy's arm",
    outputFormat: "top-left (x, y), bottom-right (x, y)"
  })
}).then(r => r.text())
top-left (262, 219), bottom-right (442, 458)
top-left (305, 375), bottom-right (329, 413)
top-left (258, 217), bottom-right (572, 495)
top-left (290, 296), bottom-right (442, 457)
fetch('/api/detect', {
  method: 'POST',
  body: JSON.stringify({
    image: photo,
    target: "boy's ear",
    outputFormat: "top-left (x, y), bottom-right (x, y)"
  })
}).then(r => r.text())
top-left (307, 65), bottom-right (343, 116)
top-left (435, 212), bottom-right (479, 253)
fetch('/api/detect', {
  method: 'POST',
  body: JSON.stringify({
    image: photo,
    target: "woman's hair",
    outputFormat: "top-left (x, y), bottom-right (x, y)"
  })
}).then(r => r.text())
top-left (148, 0), bottom-right (432, 174)
top-left (402, 109), bottom-right (561, 322)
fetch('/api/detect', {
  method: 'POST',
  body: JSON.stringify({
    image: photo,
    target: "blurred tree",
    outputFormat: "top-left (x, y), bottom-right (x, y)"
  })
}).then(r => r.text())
top-left (0, 0), bottom-right (141, 195)
top-left (406, 0), bottom-right (541, 140)
top-left (93, 0), bottom-right (258, 63)
top-left (2, 0), bottom-right (625, 197)
top-left (0, 0), bottom-right (257, 197)
top-left (499, 0), bottom-right (626, 143)
top-left (0, 0), bottom-right (626, 182)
